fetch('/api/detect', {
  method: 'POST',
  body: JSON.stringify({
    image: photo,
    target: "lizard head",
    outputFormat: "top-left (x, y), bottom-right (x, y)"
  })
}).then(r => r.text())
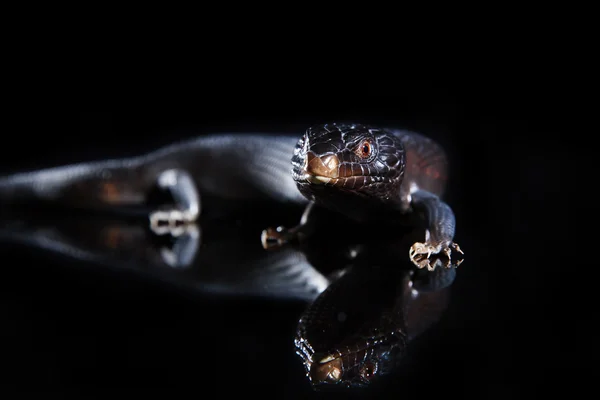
top-left (291, 123), bottom-right (406, 214)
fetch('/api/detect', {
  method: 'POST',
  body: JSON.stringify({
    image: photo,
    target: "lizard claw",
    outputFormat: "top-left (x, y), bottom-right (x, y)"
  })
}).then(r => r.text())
top-left (260, 225), bottom-right (307, 250)
top-left (450, 242), bottom-right (464, 255)
top-left (261, 226), bottom-right (290, 249)
top-left (150, 208), bottom-right (197, 237)
top-left (409, 241), bottom-right (464, 271)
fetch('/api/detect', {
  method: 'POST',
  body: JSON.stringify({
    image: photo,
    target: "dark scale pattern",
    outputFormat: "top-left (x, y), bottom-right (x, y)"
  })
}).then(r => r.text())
top-left (291, 123), bottom-right (407, 221)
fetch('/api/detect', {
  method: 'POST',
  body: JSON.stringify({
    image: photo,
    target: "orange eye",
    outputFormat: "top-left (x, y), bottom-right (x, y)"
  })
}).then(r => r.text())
top-left (357, 140), bottom-right (372, 158)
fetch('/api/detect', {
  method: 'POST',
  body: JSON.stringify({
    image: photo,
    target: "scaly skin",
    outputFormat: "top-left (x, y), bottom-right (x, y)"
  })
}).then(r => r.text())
top-left (0, 123), bottom-right (463, 269)
top-left (268, 122), bottom-right (464, 270)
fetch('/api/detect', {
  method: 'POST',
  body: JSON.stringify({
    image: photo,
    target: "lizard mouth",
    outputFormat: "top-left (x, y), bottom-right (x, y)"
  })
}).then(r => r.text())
top-left (298, 151), bottom-right (395, 186)
top-left (303, 174), bottom-right (335, 185)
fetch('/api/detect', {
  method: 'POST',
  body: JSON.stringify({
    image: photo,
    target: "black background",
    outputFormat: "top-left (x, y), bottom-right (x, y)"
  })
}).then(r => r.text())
top-left (0, 81), bottom-right (588, 397)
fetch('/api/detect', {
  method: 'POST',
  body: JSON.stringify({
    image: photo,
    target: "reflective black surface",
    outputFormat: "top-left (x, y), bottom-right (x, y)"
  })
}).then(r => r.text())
top-left (0, 203), bottom-right (457, 394)
top-left (1, 83), bottom-right (586, 397)
top-left (0, 203), bottom-right (459, 392)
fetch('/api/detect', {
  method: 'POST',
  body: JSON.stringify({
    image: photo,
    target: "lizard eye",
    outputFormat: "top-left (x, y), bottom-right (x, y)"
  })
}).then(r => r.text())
top-left (356, 140), bottom-right (372, 159)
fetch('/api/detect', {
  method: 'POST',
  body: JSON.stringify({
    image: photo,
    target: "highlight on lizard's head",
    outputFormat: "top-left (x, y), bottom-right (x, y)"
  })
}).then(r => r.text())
top-left (291, 123), bottom-right (406, 203)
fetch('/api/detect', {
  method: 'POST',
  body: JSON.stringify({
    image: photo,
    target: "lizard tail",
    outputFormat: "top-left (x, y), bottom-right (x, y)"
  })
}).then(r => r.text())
top-left (0, 159), bottom-right (151, 211)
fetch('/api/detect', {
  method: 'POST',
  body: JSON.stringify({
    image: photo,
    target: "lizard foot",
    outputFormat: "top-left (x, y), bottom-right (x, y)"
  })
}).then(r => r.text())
top-left (261, 226), bottom-right (293, 250)
top-left (150, 208), bottom-right (197, 237)
top-left (409, 241), bottom-right (464, 271)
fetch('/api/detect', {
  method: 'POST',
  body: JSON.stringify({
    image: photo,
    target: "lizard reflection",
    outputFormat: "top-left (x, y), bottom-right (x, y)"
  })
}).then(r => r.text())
top-left (295, 242), bottom-right (456, 390)
top-left (0, 208), bottom-right (328, 302)
top-left (0, 209), bottom-right (456, 391)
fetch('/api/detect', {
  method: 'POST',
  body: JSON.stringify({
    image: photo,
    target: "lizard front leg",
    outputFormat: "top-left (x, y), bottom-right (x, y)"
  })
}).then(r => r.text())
top-left (408, 190), bottom-right (464, 271)
top-left (149, 169), bottom-right (200, 235)
top-left (261, 202), bottom-right (316, 249)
